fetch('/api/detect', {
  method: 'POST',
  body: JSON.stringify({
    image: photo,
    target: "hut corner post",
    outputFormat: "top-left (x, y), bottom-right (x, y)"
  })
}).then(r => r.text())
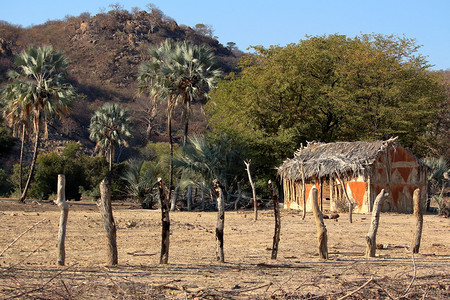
top-left (412, 188), bottom-right (423, 254)
top-left (365, 189), bottom-right (387, 257)
top-left (213, 180), bottom-right (225, 263)
top-left (158, 178), bottom-right (170, 264)
top-left (301, 162), bottom-right (306, 220)
top-left (99, 174), bottom-right (118, 265)
top-left (244, 160), bottom-right (258, 221)
top-left (55, 174), bottom-right (69, 266)
top-left (311, 187), bottom-right (328, 259)
top-left (268, 180), bottom-right (281, 260)
top-left (337, 174), bottom-right (354, 223)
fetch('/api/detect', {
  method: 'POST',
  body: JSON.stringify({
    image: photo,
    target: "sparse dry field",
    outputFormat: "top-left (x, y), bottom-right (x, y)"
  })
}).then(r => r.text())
top-left (0, 199), bottom-right (449, 299)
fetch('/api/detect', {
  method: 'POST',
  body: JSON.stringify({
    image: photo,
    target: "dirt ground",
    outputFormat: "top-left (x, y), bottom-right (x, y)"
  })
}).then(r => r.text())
top-left (0, 199), bottom-right (449, 299)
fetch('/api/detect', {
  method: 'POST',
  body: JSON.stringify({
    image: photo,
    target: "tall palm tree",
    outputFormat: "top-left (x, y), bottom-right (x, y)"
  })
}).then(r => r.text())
top-left (89, 103), bottom-right (132, 171)
top-left (138, 40), bottom-right (221, 199)
top-left (174, 41), bottom-right (222, 146)
top-left (1, 46), bottom-right (76, 203)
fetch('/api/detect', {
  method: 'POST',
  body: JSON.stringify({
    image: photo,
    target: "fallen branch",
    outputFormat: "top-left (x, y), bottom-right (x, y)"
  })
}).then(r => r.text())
top-left (224, 282), bottom-right (273, 294)
top-left (6, 263), bottom-right (77, 299)
top-left (401, 247), bottom-right (417, 297)
top-left (0, 219), bottom-right (48, 257)
top-left (337, 276), bottom-right (374, 300)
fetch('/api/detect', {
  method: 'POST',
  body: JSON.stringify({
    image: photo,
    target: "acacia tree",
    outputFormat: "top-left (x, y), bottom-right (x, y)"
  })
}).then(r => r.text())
top-left (89, 103), bottom-right (132, 171)
top-left (1, 46), bottom-right (75, 202)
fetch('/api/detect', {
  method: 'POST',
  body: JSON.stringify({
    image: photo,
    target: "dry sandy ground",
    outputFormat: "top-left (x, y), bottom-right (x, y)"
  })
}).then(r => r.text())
top-left (0, 199), bottom-right (449, 299)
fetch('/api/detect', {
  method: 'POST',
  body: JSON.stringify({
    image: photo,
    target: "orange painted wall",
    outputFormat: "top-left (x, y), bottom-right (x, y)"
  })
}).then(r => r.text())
top-left (347, 181), bottom-right (367, 207)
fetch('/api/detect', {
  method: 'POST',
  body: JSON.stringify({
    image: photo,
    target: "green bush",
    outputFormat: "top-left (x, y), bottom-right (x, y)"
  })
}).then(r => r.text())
top-left (0, 121), bottom-right (15, 156)
top-left (0, 168), bottom-right (13, 196)
top-left (29, 142), bottom-right (108, 200)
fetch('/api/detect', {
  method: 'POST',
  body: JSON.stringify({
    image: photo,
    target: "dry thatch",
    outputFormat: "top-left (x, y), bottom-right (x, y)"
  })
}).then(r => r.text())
top-left (277, 137), bottom-right (399, 181)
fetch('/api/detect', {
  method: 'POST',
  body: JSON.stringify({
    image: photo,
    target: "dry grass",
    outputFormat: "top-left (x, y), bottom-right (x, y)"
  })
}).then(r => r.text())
top-left (0, 199), bottom-right (449, 299)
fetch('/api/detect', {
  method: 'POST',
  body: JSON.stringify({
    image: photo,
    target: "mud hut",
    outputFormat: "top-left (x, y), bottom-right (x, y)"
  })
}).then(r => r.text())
top-left (277, 138), bottom-right (427, 213)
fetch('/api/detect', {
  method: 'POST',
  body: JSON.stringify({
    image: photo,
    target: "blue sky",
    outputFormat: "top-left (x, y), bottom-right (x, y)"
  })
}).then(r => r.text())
top-left (0, 0), bottom-right (448, 70)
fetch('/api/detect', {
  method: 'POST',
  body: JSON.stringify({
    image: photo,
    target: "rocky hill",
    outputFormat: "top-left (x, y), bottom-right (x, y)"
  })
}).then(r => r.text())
top-left (0, 8), bottom-right (241, 152)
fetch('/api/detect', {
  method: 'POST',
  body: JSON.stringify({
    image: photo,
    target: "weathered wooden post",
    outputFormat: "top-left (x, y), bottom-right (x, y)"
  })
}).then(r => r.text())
top-left (213, 179), bottom-right (225, 262)
top-left (365, 189), bottom-right (387, 257)
top-left (412, 188), bottom-right (423, 253)
top-left (311, 186), bottom-right (328, 259)
top-left (301, 162), bottom-right (306, 220)
top-left (268, 180), bottom-right (281, 260)
top-left (244, 160), bottom-right (258, 221)
top-left (158, 178), bottom-right (170, 264)
top-left (99, 174), bottom-right (118, 265)
top-left (170, 186), bottom-right (179, 211)
top-left (55, 174), bottom-right (69, 266)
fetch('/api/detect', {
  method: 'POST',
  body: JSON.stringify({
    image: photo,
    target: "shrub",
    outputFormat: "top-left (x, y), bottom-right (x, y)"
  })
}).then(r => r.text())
top-left (0, 168), bottom-right (13, 196)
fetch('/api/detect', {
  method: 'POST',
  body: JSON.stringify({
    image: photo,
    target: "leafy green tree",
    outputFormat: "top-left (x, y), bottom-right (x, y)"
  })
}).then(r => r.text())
top-left (206, 34), bottom-right (446, 180)
top-left (1, 45), bottom-right (76, 202)
top-left (89, 103), bottom-right (132, 171)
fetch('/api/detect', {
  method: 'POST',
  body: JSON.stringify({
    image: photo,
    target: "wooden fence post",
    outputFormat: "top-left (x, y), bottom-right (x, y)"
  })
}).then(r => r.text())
top-left (365, 189), bottom-right (387, 257)
top-left (213, 180), bottom-right (225, 262)
top-left (412, 188), bottom-right (423, 253)
top-left (268, 180), bottom-right (281, 260)
top-left (55, 174), bottom-right (69, 266)
top-left (99, 174), bottom-right (118, 265)
top-left (311, 187), bottom-right (328, 259)
top-left (158, 178), bottom-right (170, 264)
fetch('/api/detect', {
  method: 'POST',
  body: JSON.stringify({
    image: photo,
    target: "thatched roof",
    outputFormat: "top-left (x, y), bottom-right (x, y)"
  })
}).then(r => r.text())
top-left (277, 138), bottom-right (399, 181)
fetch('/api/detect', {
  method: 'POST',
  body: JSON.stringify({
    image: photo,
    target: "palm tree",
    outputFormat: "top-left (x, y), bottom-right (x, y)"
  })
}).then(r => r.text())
top-left (174, 134), bottom-right (242, 192)
top-left (89, 103), bottom-right (132, 171)
top-left (138, 40), bottom-right (221, 199)
top-left (1, 46), bottom-right (76, 203)
top-left (174, 41), bottom-right (221, 146)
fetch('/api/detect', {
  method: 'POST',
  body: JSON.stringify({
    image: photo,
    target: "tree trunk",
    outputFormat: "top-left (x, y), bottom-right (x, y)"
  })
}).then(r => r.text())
top-left (337, 174), bottom-right (353, 223)
top-left (268, 180), bottom-right (281, 260)
top-left (99, 174), bottom-right (118, 265)
top-left (244, 160), bottom-right (257, 221)
top-left (234, 182), bottom-right (242, 211)
top-left (158, 178), bottom-right (170, 264)
top-left (412, 188), bottom-right (423, 254)
top-left (170, 186), bottom-right (179, 211)
top-left (311, 186), bottom-right (328, 259)
top-left (108, 144), bottom-right (113, 171)
top-left (301, 162), bottom-right (306, 220)
top-left (182, 100), bottom-right (190, 147)
top-left (213, 180), bottom-right (225, 262)
top-left (55, 174), bottom-right (69, 266)
top-left (168, 113), bottom-right (174, 202)
top-left (187, 185), bottom-right (192, 211)
top-left (18, 124), bottom-right (25, 195)
top-left (20, 124), bottom-right (40, 203)
top-left (365, 189), bottom-right (386, 257)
